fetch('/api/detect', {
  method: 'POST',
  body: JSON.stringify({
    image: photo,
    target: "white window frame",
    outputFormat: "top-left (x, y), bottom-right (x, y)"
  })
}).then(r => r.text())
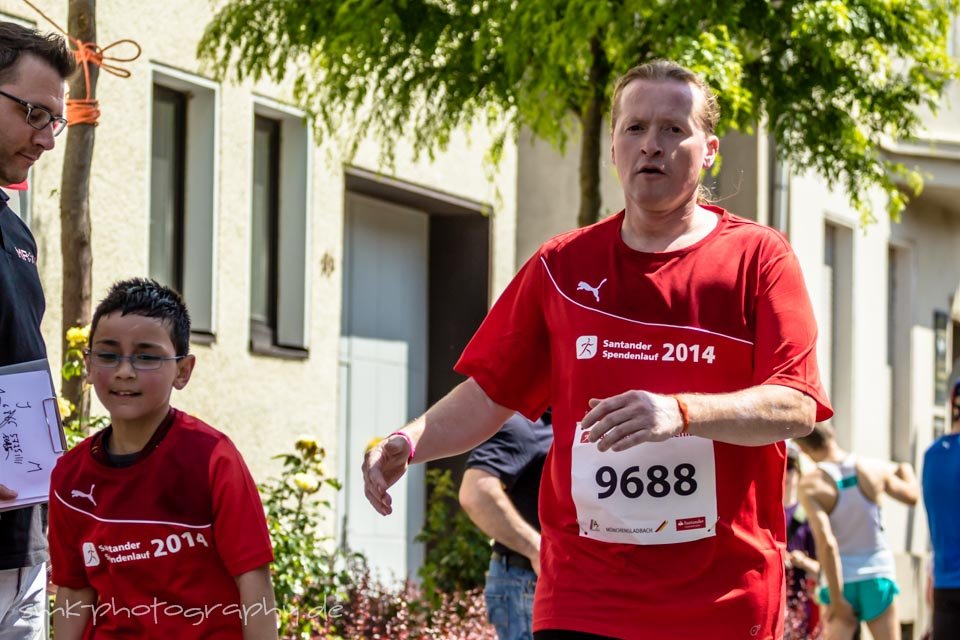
top-left (147, 64), bottom-right (220, 339)
top-left (250, 96), bottom-right (312, 353)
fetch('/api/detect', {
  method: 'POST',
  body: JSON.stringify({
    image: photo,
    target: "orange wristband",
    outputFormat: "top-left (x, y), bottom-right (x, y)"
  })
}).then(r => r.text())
top-left (674, 396), bottom-right (690, 435)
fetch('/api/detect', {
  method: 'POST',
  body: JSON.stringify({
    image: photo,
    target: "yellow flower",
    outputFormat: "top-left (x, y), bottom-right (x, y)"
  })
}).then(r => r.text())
top-left (56, 397), bottom-right (74, 420)
top-left (66, 324), bottom-right (91, 348)
top-left (292, 472), bottom-right (320, 494)
top-left (294, 436), bottom-right (320, 458)
top-left (365, 436), bottom-right (382, 453)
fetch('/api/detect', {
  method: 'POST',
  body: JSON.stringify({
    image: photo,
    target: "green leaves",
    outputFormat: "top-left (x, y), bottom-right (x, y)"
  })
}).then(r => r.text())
top-left (759, 0), bottom-right (958, 222)
top-left (198, 0), bottom-right (959, 224)
top-left (414, 469), bottom-right (490, 609)
top-left (261, 439), bottom-right (353, 637)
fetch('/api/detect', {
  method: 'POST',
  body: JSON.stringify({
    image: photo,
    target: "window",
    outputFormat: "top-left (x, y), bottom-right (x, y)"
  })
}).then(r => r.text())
top-left (150, 85), bottom-right (186, 290)
top-left (250, 116), bottom-right (281, 347)
top-left (767, 137), bottom-right (789, 235)
top-left (148, 67), bottom-right (218, 339)
top-left (249, 102), bottom-right (310, 355)
top-left (888, 246), bottom-right (913, 461)
top-left (823, 222), bottom-right (854, 446)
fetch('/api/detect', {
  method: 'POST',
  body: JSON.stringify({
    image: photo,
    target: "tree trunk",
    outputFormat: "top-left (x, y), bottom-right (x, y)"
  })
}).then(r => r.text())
top-left (60, 0), bottom-right (97, 414)
top-left (576, 36), bottom-right (610, 229)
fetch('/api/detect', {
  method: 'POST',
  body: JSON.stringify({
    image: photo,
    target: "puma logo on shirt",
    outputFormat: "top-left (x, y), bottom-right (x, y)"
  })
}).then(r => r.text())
top-left (577, 278), bottom-right (607, 302)
top-left (71, 483), bottom-right (97, 506)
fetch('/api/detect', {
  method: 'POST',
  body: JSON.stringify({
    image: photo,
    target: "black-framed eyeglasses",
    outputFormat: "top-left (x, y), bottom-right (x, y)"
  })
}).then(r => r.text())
top-left (85, 350), bottom-right (185, 371)
top-left (0, 88), bottom-right (67, 136)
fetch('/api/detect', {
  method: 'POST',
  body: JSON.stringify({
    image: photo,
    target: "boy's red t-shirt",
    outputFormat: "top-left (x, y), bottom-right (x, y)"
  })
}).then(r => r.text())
top-left (456, 208), bottom-right (832, 639)
top-left (49, 409), bottom-right (274, 638)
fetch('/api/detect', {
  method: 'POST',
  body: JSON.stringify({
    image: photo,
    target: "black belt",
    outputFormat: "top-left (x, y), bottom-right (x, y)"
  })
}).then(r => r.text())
top-left (491, 550), bottom-right (533, 572)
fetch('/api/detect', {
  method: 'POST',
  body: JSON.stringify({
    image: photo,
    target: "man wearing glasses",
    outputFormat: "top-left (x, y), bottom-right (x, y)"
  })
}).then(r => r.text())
top-left (0, 21), bottom-right (75, 640)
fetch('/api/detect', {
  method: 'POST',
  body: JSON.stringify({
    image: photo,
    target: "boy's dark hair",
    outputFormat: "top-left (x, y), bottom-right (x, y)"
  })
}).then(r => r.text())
top-left (0, 21), bottom-right (76, 84)
top-left (793, 423), bottom-right (836, 453)
top-left (91, 278), bottom-right (191, 356)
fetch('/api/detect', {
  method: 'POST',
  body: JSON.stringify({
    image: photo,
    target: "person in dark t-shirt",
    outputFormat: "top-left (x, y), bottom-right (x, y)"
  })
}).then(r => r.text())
top-left (460, 412), bottom-right (552, 640)
top-left (0, 20), bottom-right (75, 638)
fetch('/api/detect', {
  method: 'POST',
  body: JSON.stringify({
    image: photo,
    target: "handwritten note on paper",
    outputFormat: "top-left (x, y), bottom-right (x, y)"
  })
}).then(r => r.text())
top-left (0, 368), bottom-right (61, 510)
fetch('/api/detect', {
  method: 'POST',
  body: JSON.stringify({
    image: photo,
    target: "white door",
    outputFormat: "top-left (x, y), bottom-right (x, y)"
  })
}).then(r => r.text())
top-left (339, 193), bottom-right (427, 580)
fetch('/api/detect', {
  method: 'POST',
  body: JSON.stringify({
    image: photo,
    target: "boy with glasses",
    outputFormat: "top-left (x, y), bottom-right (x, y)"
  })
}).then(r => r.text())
top-left (47, 279), bottom-right (278, 639)
top-left (0, 20), bottom-right (75, 640)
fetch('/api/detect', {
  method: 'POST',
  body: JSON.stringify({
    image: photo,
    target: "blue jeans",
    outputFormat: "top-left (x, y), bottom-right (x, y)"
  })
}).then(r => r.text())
top-left (485, 556), bottom-right (536, 640)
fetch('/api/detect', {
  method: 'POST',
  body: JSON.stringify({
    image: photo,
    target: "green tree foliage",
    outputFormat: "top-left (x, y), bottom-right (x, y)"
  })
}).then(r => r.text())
top-left (199, 0), bottom-right (958, 225)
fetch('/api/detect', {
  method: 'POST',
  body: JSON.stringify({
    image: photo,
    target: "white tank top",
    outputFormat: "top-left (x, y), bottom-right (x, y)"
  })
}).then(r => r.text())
top-left (818, 455), bottom-right (897, 583)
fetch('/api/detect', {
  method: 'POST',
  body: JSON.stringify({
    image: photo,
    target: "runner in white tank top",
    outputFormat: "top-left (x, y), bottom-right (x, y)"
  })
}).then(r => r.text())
top-left (795, 423), bottom-right (919, 640)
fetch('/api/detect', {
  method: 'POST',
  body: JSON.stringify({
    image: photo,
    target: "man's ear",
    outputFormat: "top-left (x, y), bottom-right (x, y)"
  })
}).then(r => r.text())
top-left (703, 134), bottom-right (719, 169)
top-left (173, 354), bottom-right (196, 390)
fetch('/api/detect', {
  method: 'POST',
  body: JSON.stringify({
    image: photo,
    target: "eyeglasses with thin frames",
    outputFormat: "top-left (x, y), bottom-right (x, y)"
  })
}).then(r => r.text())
top-left (0, 88), bottom-right (67, 136)
top-left (85, 350), bottom-right (186, 371)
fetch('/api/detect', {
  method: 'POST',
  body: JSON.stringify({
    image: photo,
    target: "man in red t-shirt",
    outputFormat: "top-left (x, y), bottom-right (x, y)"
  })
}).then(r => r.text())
top-left (363, 60), bottom-right (832, 640)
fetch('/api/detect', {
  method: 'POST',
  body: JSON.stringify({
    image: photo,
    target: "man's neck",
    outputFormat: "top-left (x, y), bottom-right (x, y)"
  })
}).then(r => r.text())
top-left (620, 202), bottom-right (717, 253)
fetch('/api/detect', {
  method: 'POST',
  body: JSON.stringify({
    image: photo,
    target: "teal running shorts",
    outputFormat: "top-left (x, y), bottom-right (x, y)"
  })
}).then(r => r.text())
top-left (818, 578), bottom-right (900, 622)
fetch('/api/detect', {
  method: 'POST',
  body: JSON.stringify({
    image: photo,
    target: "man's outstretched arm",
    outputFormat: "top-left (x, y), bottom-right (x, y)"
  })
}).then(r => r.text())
top-left (583, 384), bottom-right (816, 451)
top-left (363, 378), bottom-right (514, 515)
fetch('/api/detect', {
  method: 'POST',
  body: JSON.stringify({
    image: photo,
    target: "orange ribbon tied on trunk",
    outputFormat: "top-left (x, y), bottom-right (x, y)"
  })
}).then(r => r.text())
top-left (67, 37), bottom-right (141, 126)
top-left (20, 0), bottom-right (142, 127)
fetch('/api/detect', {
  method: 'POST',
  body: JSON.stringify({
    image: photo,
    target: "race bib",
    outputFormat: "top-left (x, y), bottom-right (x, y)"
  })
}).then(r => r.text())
top-left (570, 423), bottom-right (718, 545)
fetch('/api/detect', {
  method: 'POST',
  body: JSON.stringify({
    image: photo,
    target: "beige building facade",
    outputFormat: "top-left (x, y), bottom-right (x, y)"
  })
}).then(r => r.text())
top-left (1, 0), bottom-right (517, 579)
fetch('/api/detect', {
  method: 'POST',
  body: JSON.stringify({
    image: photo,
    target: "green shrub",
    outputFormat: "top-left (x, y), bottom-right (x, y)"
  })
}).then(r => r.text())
top-left (415, 468), bottom-right (491, 609)
top-left (261, 437), bottom-right (355, 638)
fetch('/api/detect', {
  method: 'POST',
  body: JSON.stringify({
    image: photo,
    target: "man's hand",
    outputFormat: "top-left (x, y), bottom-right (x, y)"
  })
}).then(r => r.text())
top-left (362, 434), bottom-right (412, 515)
top-left (0, 484), bottom-right (17, 501)
top-left (581, 390), bottom-right (682, 452)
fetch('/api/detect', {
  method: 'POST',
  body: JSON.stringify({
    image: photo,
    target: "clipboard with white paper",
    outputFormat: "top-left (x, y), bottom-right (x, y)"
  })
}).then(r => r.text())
top-left (0, 359), bottom-right (65, 512)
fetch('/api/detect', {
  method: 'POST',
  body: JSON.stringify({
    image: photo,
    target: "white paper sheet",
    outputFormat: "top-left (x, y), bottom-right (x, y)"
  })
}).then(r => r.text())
top-left (0, 363), bottom-right (63, 511)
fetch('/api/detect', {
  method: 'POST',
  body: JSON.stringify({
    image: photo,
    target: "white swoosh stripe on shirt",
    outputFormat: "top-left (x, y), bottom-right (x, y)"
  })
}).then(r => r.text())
top-left (540, 256), bottom-right (755, 346)
top-left (54, 491), bottom-right (212, 529)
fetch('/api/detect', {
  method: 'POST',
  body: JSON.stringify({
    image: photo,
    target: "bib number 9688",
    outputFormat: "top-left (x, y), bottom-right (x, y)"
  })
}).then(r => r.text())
top-left (596, 463), bottom-right (697, 499)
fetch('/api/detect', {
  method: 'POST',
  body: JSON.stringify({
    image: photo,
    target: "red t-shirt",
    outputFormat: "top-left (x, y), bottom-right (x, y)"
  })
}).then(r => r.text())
top-left (456, 207), bottom-right (832, 639)
top-left (49, 409), bottom-right (274, 639)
